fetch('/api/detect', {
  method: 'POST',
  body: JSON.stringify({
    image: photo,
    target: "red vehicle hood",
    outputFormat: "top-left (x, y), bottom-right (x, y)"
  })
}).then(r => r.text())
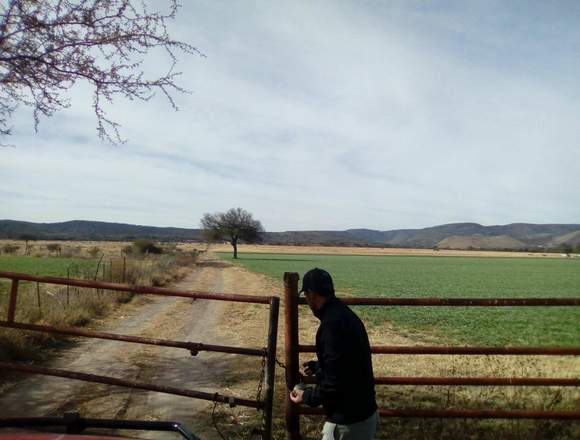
top-left (0, 435), bottom-right (138, 440)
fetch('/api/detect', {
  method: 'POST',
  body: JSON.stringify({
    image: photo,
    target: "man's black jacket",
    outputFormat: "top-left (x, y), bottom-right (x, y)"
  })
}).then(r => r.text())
top-left (302, 297), bottom-right (377, 424)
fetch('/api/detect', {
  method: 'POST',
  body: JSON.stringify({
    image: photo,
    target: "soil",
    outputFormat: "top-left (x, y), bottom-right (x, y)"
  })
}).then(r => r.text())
top-left (1, 253), bottom-right (577, 439)
top-left (0, 254), bottom-right (276, 439)
top-left (1, 239), bottom-right (568, 260)
top-left (206, 243), bottom-right (567, 259)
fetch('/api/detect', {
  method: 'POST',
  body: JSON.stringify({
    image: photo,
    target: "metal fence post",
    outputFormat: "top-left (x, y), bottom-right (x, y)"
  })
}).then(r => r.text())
top-left (263, 296), bottom-right (280, 440)
top-left (284, 272), bottom-right (300, 440)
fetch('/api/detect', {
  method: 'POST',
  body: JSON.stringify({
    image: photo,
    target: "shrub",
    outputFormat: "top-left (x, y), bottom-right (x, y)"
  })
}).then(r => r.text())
top-left (133, 239), bottom-right (162, 255)
top-left (2, 244), bottom-right (20, 254)
top-left (46, 243), bottom-right (62, 256)
top-left (61, 246), bottom-right (82, 258)
top-left (88, 246), bottom-right (101, 258)
top-left (121, 245), bottom-right (134, 255)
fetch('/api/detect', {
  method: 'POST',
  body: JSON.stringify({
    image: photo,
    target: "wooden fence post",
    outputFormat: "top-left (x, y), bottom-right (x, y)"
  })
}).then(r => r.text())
top-left (66, 266), bottom-right (70, 307)
top-left (7, 279), bottom-right (19, 322)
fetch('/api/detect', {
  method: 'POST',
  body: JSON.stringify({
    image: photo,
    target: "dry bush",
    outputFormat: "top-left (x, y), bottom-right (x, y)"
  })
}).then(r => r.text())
top-left (45, 243), bottom-right (62, 256)
top-left (1, 244), bottom-right (20, 255)
top-left (87, 246), bottom-right (101, 258)
top-left (0, 281), bottom-right (115, 361)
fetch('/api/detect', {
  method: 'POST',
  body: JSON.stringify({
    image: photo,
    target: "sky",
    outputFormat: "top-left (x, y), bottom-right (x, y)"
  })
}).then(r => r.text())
top-left (1, 0), bottom-right (580, 232)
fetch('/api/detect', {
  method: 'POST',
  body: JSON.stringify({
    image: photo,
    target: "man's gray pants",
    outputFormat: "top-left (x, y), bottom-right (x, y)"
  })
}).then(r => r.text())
top-left (321, 411), bottom-right (379, 440)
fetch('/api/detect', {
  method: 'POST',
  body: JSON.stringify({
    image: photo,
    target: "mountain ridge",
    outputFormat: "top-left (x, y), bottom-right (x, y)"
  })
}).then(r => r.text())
top-left (1, 219), bottom-right (579, 250)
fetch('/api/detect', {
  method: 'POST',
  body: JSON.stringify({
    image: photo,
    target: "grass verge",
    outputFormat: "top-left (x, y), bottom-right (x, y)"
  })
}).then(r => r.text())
top-left (215, 252), bottom-right (580, 439)
top-left (0, 252), bottom-right (198, 362)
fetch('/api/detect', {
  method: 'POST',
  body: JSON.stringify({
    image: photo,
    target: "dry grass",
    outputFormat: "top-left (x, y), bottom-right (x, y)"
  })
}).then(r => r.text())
top-left (0, 246), bottom-right (199, 363)
top-left (0, 239), bottom-right (207, 259)
top-left (295, 318), bottom-right (580, 439)
top-left (1, 247), bottom-right (577, 438)
top-left (1, 239), bottom-right (567, 259)
top-left (209, 261), bottom-right (580, 440)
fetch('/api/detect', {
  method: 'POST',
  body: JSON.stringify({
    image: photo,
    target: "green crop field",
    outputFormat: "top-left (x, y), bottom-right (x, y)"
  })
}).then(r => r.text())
top-left (218, 252), bottom-right (580, 346)
top-left (0, 255), bottom-right (97, 277)
top-left (0, 255), bottom-right (97, 294)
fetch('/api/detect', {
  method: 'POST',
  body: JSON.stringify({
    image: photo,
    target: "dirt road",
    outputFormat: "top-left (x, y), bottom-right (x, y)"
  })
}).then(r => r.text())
top-left (0, 255), bottom-right (277, 439)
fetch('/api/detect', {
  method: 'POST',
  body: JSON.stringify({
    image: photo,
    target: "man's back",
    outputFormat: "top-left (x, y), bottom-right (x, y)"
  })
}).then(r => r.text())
top-left (313, 297), bottom-right (377, 424)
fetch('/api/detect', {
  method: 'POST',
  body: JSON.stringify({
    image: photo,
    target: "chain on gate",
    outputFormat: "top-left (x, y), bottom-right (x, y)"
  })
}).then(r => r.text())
top-left (211, 349), bottom-right (268, 440)
top-left (250, 349), bottom-right (268, 439)
top-left (255, 350), bottom-right (267, 405)
top-left (211, 351), bottom-right (290, 440)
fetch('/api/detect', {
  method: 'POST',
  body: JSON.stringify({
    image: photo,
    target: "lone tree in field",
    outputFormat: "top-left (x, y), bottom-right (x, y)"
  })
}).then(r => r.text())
top-left (201, 208), bottom-right (264, 259)
top-left (0, 0), bottom-right (201, 144)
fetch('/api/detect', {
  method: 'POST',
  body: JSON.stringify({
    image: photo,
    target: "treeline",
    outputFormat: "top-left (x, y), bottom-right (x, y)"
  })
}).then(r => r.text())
top-left (0, 220), bottom-right (203, 242)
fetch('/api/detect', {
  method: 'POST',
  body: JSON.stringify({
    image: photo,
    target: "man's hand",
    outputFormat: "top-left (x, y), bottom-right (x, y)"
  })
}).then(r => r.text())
top-left (302, 360), bottom-right (318, 377)
top-left (289, 385), bottom-right (305, 404)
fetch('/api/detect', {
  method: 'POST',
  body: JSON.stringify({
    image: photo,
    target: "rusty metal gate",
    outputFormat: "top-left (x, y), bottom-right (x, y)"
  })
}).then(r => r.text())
top-left (0, 271), bottom-right (279, 440)
top-left (283, 272), bottom-right (580, 439)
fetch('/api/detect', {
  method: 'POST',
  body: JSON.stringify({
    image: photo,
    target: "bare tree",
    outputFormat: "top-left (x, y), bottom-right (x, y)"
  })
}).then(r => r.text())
top-left (0, 0), bottom-right (202, 144)
top-left (201, 208), bottom-right (264, 259)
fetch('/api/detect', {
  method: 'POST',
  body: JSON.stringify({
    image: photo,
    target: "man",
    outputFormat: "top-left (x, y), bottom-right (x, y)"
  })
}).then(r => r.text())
top-left (289, 268), bottom-right (379, 440)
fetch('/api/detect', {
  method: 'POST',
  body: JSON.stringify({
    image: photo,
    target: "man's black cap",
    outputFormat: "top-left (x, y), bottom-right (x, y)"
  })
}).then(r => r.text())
top-left (300, 268), bottom-right (335, 297)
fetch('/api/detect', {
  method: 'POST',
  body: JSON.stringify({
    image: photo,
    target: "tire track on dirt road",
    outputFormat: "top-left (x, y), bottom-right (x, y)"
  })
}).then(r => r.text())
top-left (0, 256), bottom-right (249, 439)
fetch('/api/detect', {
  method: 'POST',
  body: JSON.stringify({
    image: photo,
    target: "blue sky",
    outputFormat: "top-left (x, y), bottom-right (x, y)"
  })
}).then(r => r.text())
top-left (1, 1), bottom-right (579, 231)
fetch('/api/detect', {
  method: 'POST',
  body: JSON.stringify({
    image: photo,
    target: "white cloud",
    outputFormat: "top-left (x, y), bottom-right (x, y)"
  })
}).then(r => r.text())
top-left (2, 1), bottom-right (579, 231)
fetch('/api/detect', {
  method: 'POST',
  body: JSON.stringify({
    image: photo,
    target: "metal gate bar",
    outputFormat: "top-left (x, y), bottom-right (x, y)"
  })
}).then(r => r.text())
top-left (0, 361), bottom-right (261, 408)
top-left (308, 297), bottom-right (580, 306)
top-left (299, 407), bottom-right (580, 420)
top-left (0, 271), bottom-right (280, 440)
top-left (0, 320), bottom-right (265, 356)
top-left (299, 344), bottom-right (580, 355)
top-left (284, 272), bottom-right (580, 440)
top-left (302, 376), bottom-right (580, 386)
top-left (0, 271), bottom-right (273, 304)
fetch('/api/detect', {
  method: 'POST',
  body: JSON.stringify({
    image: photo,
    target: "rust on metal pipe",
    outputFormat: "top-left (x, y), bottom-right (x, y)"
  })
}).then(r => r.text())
top-left (301, 376), bottom-right (580, 386)
top-left (297, 297), bottom-right (580, 306)
top-left (298, 344), bottom-right (580, 356)
top-left (0, 271), bottom-right (272, 304)
top-left (263, 296), bottom-right (280, 440)
top-left (0, 321), bottom-right (265, 356)
top-left (0, 362), bottom-right (261, 409)
top-left (375, 377), bottom-right (580, 386)
top-left (284, 272), bottom-right (301, 440)
top-left (7, 279), bottom-right (19, 322)
top-left (299, 407), bottom-right (580, 420)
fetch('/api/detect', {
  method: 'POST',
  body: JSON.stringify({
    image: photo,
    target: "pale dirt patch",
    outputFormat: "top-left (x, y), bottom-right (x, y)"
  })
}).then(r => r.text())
top-left (0, 239), bottom-right (567, 259)
top-left (207, 243), bottom-right (566, 259)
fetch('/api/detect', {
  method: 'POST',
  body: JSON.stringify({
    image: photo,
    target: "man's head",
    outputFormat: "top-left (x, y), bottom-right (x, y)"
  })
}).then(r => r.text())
top-left (300, 268), bottom-right (335, 314)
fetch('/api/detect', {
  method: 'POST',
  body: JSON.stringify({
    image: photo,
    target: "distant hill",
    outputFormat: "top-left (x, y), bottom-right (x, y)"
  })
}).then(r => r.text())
top-left (266, 223), bottom-right (580, 250)
top-left (437, 234), bottom-right (527, 250)
top-left (0, 220), bottom-right (203, 241)
top-left (1, 220), bottom-right (579, 250)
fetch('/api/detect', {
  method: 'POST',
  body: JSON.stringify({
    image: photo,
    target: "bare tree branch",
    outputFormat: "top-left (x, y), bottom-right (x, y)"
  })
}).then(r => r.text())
top-left (201, 208), bottom-right (265, 259)
top-left (0, 0), bottom-right (203, 144)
